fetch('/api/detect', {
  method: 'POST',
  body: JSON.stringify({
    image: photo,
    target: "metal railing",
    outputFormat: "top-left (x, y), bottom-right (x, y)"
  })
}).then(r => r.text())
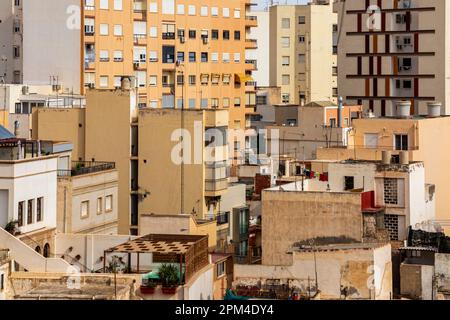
top-left (216, 212), bottom-right (229, 225)
top-left (58, 161), bottom-right (115, 177)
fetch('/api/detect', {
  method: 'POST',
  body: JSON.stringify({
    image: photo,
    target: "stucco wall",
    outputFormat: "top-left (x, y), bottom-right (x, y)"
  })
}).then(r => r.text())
top-left (262, 189), bottom-right (363, 265)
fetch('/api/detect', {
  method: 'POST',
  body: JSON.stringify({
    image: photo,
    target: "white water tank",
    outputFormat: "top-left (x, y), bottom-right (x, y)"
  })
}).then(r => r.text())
top-left (427, 102), bottom-right (441, 118)
top-left (400, 151), bottom-right (409, 165)
top-left (382, 150), bottom-right (391, 165)
top-left (396, 100), bottom-right (411, 118)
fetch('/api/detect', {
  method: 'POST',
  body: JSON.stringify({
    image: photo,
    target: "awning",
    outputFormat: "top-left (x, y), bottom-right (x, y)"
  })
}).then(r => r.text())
top-left (235, 73), bottom-right (254, 83)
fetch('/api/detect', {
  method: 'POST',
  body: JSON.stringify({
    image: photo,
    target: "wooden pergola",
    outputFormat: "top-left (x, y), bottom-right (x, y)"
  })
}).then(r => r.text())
top-left (103, 234), bottom-right (209, 284)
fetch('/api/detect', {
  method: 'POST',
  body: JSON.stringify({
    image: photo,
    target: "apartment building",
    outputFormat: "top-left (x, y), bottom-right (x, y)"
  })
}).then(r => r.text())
top-left (335, 0), bottom-right (450, 116)
top-left (0, 1), bottom-right (257, 148)
top-left (32, 88), bottom-right (248, 241)
top-left (316, 101), bottom-right (450, 233)
top-left (249, 1), bottom-right (338, 105)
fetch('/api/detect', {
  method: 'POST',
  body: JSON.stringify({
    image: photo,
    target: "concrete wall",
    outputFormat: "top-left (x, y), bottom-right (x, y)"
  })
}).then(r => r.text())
top-left (32, 108), bottom-right (86, 161)
top-left (435, 253), bottom-right (450, 288)
top-left (247, 11), bottom-right (270, 87)
top-left (262, 189), bottom-right (363, 265)
top-left (400, 263), bottom-right (434, 300)
top-left (22, 0), bottom-right (81, 93)
top-left (234, 244), bottom-right (392, 300)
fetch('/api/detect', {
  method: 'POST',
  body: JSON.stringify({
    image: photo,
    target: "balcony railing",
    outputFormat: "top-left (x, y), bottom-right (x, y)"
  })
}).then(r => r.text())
top-left (216, 212), bottom-right (229, 225)
top-left (58, 161), bottom-right (115, 177)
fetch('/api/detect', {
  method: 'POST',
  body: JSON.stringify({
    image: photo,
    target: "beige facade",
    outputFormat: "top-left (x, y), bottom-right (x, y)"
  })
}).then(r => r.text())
top-left (316, 114), bottom-right (450, 233)
top-left (57, 164), bottom-right (119, 235)
top-left (265, 2), bottom-right (337, 105)
top-left (81, 0), bottom-right (256, 142)
top-left (334, 0), bottom-right (450, 116)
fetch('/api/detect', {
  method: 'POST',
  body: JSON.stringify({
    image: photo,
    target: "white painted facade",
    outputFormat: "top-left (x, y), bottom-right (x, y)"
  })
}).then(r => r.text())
top-left (247, 11), bottom-right (270, 87)
top-left (0, 156), bottom-right (58, 234)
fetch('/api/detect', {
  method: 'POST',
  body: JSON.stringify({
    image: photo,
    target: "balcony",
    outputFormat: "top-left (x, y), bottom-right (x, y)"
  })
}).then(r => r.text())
top-left (58, 161), bottom-right (115, 177)
top-left (245, 59), bottom-right (257, 71)
top-left (216, 212), bottom-right (229, 225)
top-left (205, 178), bottom-right (228, 196)
top-left (133, 34), bottom-right (147, 45)
top-left (245, 39), bottom-right (258, 49)
top-left (162, 32), bottom-right (176, 40)
top-left (133, 9), bottom-right (147, 20)
top-left (133, 61), bottom-right (146, 70)
top-left (245, 15), bottom-right (258, 27)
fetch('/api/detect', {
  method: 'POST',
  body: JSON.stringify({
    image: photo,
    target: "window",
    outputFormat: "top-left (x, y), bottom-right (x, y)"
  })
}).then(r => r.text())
top-left (26, 200), bottom-right (34, 224)
top-left (403, 80), bottom-right (412, 89)
top-left (201, 52), bottom-right (208, 62)
top-left (256, 95), bottom-right (267, 105)
top-left (234, 141), bottom-right (241, 150)
top-left (395, 134), bottom-right (408, 151)
top-left (189, 99), bottom-right (196, 108)
top-left (177, 4), bottom-right (185, 14)
top-left (234, 31), bottom-right (240, 40)
top-left (223, 98), bottom-right (230, 108)
top-left (99, 24), bottom-right (108, 35)
top-left (211, 53), bottom-right (218, 62)
top-left (85, 18), bottom-right (95, 35)
top-left (97, 197), bottom-right (103, 214)
top-left (13, 46), bottom-right (20, 58)
top-left (177, 74), bottom-right (184, 85)
top-left (223, 8), bottom-right (230, 17)
top-left (234, 97), bottom-right (241, 107)
top-left (223, 74), bottom-right (231, 85)
top-left (189, 75), bottom-right (196, 85)
top-left (13, 19), bottom-right (20, 33)
top-left (201, 98), bottom-right (208, 108)
top-left (99, 50), bottom-right (109, 62)
top-left (281, 37), bottom-right (290, 48)
top-left (113, 50), bottom-right (123, 62)
top-left (223, 53), bottom-right (230, 63)
top-left (211, 7), bottom-right (218, 16)
top-left (332, 66), bottom-right (338, 75)
top-left (149, 2), bottom-right (158, 13)
top-left (189, 52), bottom-right (196, 62)
top-left (234, 9), bottom-right (240, 18)
top-left (384, 178), bottom-right (398, 205)
top-left (234, 53), bottom-right (241, 62)
top-left (162, 46), bottom-right (175, 63)
top-left (200, 6), bottom-right (208, 16)
top-left (150, 100), bottom-right (158, 108)
top-left (282, 18), bottom-right (290, 29)
top-left (114, 76), bottom-right (121, 88)
top-left (1, 274), bottom-right (4, 291)
top-left (212, 29), bottom-right (219, 40)
top-left (162, 0), bottom-right (175, 14)
top-left (200, 74), bottom-right (209, 85)
top-left (299, 35), bottom-right (305, 43)
top-left (211, 74), bottom-right (220, 85)
top-left (344, 176), bottom-right (354, 190)
top-left (223, 30), bottom-right (230, 40)
top-left (282, 56), bottom-right (290, 66)
top-left (162, 23), bottom-right (175, 39)
top-left (188, 29), bottom-right (196, 39)
top-left (149, 51), bottom-right (158, 62)
top-left (332, 87), bottom-right (338, 97)
top-left (99, 76), bottom-right (109, 88)
top-left (149, 26), bottom-right (158, 38)
top-left (299, 16), bottom-right (306, 24)
top-left (149, 75), bottom-right (157, 86)
top-left (329, 118), bottom-right (336, 127)
top-left (282, 74), bottom-right (290, 85)
top-left (298, 54), bottom-right (305, 63)
top-left (177, 51), bottom-right (185, 62)
top-left (188, 5), bottom-right (196, 15)
top-left (81, 201), bottom-right (89, 218)
top-left (216, 261), bottom-right (226, 278)
top-left (177, 99), bottom-right (183, 109)
top-left (18, 201), bottom-right (24, 227)
top-left (113, 0), bottom-right (122, 10)
top-left (364, 133), bottom-right (378, 149)
top-left (234, 120), bottom-right (241, 129)
top-left (136, 71), bottom-right (146, 87)
top-left (282, 93), bottom-right (290, 103)
top-left (100, 0), bottom-right (108, 10)
top-left (105, 195), bottom-right (113, 212)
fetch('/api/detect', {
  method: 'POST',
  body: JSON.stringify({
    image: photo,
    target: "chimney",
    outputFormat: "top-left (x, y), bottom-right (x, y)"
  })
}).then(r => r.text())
top-left (396, 100), bottom-right (411, 118)
top-left (427, 102), bottom-right (441, 118)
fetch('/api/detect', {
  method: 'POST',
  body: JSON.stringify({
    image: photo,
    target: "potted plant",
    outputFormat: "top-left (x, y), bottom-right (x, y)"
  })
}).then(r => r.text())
top-left (4, 220), bottom-right (18, 235)
top-left (158, 264), bottom-right (179, 294)
top-left (140, 280), bottom-right (156, 294)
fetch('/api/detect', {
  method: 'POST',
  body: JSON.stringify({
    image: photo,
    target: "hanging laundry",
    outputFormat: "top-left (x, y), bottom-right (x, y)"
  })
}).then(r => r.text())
top-left (320, 173), bottom-right (329, 182)
top-left (309, 170), bottom-right (315, 179)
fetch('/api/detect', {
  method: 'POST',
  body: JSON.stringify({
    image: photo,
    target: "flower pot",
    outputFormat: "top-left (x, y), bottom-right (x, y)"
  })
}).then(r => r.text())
top-left (161, 286), bottom-right (178, 295)
top-left (140, 285), bottom-right (155, 294)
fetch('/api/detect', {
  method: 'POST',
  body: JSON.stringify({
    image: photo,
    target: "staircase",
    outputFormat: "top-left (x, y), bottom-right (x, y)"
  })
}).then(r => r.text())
top-left (0, 227), bottom-right (70, 272)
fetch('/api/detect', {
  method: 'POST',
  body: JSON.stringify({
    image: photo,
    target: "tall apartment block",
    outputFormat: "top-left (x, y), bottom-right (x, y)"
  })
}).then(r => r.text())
top-left (0, 0), bottom-right (257, 156)
top-left (248, 1), bottom-right (338, 105)
top-left (335, 0), bottom-right (450, 116)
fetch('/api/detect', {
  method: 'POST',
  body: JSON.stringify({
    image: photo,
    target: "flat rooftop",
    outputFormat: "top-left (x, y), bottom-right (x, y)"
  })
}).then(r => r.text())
top-left (292, 242), bottom-right (389, 253)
